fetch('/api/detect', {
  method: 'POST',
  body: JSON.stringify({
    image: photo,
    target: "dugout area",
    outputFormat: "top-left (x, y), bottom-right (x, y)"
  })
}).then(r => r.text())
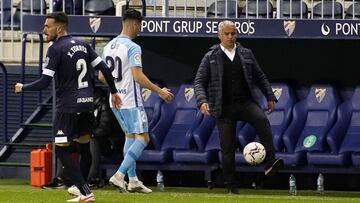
top-left (1, 15), bottom-right (360, 191)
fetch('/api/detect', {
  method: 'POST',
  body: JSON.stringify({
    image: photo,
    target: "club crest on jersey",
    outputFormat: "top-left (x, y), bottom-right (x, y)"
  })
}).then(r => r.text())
top-left (110, 43), bottom-right (118, 49)
top-left (134, 53), bottom-right (141, 65)
top-left (315, 88), bottom-right (326, 103)
top-left (272, 88), bottom-right (283, 100)
top-left (184, 88), bottom-right (194, 102)
top-left (142, 88), bottom-right (151, 102)
top-left (89, 17), bottom-right (101, 33)
top-left (284, 20), bottom-right (296, 37)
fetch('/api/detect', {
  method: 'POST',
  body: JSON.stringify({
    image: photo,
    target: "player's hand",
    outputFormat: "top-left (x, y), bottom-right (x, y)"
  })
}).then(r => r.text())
top-left (15, 83), bottom-right (23, 93)
top-left (159, 87), bottom-right (174, 103)
top-left (111, 93), bottom-right (122, 110)
top-left (200, 103), bottom-right (210, 116)
top-left (267, 101), bottom-right (275, 114)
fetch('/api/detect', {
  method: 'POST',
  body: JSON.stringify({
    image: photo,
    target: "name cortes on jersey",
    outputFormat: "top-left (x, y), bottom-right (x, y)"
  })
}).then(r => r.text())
top-left (67, 45), bottom-right (88, 58)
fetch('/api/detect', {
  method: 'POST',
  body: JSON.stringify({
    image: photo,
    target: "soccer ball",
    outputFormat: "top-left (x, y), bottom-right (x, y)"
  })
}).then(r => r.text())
top-left (243, 142), bottom-right (266, 165)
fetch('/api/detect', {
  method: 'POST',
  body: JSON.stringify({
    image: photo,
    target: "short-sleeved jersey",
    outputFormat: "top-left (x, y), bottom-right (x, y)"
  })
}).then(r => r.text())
top-left (102, 35), bottom-right (143, 109)
top-left (43, 35), bottom-right (102, 113)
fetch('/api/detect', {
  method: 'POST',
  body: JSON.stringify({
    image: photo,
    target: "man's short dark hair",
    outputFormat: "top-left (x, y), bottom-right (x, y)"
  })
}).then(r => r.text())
top-left (46, 11), bottom-right (68, 26)
top-left (123, 8), bottom-right (143, 22)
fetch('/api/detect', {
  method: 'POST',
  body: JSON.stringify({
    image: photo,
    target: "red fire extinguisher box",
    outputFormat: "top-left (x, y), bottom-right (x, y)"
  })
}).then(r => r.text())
top-left (30, 144), bottom-right (52, 187)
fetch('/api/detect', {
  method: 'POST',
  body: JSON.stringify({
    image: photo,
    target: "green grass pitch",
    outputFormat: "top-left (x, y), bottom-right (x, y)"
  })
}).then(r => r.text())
top-left (0, 179), bottom-right (359, 203)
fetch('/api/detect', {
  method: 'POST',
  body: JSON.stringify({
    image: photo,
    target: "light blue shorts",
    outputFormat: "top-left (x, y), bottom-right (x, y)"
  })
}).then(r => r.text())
top-left (112, 106), bottom-right (149, 134)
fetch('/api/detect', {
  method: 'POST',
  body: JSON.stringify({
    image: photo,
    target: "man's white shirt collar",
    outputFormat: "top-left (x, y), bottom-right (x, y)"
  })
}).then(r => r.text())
top-left (220, 44), bottom-right (237, 61)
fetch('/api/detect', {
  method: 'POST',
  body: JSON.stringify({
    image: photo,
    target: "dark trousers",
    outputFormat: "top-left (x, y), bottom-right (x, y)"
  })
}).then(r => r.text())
top-left (216, 100), bottom-right (275, 187)
top-left (55, 145), bottom-right (86, 187)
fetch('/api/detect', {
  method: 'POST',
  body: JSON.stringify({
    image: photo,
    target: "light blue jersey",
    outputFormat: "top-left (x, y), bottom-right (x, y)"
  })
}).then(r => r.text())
top-left (103, 35), bottom-right (143, 109)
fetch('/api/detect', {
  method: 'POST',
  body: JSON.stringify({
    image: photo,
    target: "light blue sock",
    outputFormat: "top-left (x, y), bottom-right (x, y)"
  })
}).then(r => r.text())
top-left (128, 162), bottom-right (136, 179)
top-left (123, 137), bottom-right (136, 178)
top-left (118, 139), bottom-right (147, 175)
top-left (123, 137), bottom-right (135, 155)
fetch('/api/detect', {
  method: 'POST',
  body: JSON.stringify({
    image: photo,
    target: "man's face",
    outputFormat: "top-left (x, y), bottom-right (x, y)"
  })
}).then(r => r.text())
top-left (43, 18), bottom-right (59, 42)
top-left (132, 20), bottom-right (142, 37)
top-left (218, 24), bottom-right (237, 49)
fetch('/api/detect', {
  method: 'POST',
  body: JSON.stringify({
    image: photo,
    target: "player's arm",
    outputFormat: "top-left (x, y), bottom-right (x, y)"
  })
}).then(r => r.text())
top-left (91, 57), bottom-right (122, 109)
top-left (87, 43), bottom-right (116, 93)
top-left (92, 57), bottom-right (117, 94)
top-left (15, 74), bottom-right (52, 93)
top-left (98, 71), bottom-right (106, 84)
top-left (132, 67), bottom-right (174, 103)
top-left (98, 50), bottom-right (108, 84)
top-left (15, 47), bottom-right (58, 93)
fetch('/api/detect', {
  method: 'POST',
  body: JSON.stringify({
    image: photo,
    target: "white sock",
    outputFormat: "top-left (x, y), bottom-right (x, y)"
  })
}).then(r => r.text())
top-left (129, 176), bottom-right (139, 182)
top-left (114, 171), bottom-right (125, 180)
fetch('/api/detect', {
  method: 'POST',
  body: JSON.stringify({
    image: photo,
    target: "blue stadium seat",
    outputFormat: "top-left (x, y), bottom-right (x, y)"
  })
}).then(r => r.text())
top-left (53, 0), bottom-right (87, 15)
top-left (282, 0), bottom-right (308, 19)
top-left (204, 125), bottom-right (222, 157)
top-left (174, 115), bottom-right (244, 164)
top-left (312, 1), bottom-right (343, 19)
top-left (345, 2), bottom-right (360, 19)
top-left (173, 116), bottom-right (217, 164)
top-left (207, 0), bottom-right (240, 18)
top-left (277, 84), bottom-right (339, 166)
top-left (306, 87), bottom-right (358, 166)
top-left (331, 87), bottom-right (360, 166)
top-left (138, 84), bottom-right (203, 163)
top-left (240, 0), bottom-right (274, 18)
top-left (140, 85), bottom-right (164, 153)
top-left (85, 0), bottom-right (115, 16)
top-left (0, 0), bottom-right (12, 25)
top-left (142, 86), bottom-right (164, 131)
top-left (13, 0), bottom-right (47, 23)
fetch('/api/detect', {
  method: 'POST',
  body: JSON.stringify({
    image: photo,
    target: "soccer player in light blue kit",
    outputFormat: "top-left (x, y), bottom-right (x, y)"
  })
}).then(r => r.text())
top-left (99, 9), bottom-right (174, 193)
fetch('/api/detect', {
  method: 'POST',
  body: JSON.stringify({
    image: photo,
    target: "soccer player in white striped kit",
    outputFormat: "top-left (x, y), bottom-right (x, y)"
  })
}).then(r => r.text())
top-left (99, 9), bottom-right (174, 193)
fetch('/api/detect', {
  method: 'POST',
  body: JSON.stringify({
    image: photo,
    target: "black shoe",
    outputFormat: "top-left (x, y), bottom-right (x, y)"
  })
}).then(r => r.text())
top-left (41, 177), bottom-right (66, 189)
top-left (88, 178), bottom-right (105, 189)
top-left (228, 187), bottom-right (240, 194)
top-left (264, 158), bottom-right (284, 176)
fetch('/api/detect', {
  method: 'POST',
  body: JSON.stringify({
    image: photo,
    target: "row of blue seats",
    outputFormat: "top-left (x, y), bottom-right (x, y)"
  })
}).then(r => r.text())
top-left (137, 83), bottom-right (360, 169)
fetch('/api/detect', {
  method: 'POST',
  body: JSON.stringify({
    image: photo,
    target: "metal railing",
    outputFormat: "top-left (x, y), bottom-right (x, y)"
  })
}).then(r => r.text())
top-left (0, 0), bottom-right (358, 62)
top-left (19, 33), bottom-right (44, 123)
top-left (140, 0), bottom-right (349, 19)
top-left (0, 62), bottom-right (8, 143)
top-left (0, 0), bottom-right (47, 63)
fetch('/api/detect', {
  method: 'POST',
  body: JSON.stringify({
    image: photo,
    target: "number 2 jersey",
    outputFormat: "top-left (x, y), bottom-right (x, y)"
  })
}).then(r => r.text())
top-left (43, 35), bottom-right (101, 113)
top-left (102, 35), bottom-right (143, 109)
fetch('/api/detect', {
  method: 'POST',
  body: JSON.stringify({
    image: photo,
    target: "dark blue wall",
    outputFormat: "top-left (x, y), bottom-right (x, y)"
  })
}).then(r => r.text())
top-left (136, 37), bottom-right (360, 88)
